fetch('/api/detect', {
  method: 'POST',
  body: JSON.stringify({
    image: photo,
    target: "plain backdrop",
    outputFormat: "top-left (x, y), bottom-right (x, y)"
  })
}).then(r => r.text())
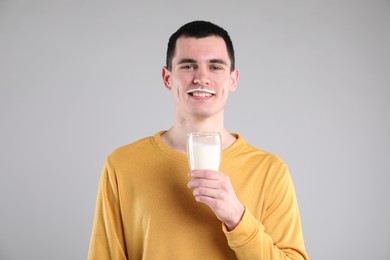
top-left (0, 0), bottom-right (389, 259)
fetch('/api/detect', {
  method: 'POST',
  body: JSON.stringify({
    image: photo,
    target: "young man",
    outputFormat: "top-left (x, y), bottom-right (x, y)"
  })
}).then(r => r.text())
top-left (88, 21), bottom-right (308, 259)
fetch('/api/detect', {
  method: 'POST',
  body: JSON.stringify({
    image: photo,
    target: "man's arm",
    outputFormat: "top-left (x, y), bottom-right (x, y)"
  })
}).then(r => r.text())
top-left (88, 159), bottom-right (127, 260)
top-left (187, 168), bottom-right (308, 260)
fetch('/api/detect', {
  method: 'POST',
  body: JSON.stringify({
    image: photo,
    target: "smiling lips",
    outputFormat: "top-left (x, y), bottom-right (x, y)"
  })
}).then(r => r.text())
top-left (186, 88), bottom-right (216, 97)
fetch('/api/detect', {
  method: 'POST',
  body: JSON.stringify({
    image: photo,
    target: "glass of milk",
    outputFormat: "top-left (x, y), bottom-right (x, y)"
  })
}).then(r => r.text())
top-left (187, 132), bottom-right (221, 171)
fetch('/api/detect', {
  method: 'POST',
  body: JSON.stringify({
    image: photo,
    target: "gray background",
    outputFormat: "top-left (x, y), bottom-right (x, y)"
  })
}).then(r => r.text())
top-left (0, 0), bottom-right (389, 259)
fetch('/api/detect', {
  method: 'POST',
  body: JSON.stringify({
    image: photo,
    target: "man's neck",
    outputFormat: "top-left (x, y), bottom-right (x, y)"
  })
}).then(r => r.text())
top-left (161, 114), bottom-right (236, 154)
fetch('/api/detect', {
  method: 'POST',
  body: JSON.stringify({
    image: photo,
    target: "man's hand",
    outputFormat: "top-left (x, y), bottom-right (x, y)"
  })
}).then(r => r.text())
top-left (187, 170), bottom-right (245, 231)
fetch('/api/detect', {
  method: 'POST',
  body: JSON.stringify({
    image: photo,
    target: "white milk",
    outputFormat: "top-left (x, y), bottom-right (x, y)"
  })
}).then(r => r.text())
top-left (190, 143), bottom-right (220, 171)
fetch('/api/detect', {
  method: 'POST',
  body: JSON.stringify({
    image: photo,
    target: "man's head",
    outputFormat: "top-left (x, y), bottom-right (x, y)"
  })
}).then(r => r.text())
top-left (166, 21), bottom-right (235, 72)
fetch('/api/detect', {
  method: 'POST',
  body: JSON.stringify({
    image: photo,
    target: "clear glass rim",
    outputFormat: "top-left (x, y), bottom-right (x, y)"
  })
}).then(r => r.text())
top-left (187, 132), bottom-right (221, 137)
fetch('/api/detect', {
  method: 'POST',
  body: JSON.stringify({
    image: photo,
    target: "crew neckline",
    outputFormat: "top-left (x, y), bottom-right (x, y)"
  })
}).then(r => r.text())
top-left (151, 131), bottom-right (247, 164)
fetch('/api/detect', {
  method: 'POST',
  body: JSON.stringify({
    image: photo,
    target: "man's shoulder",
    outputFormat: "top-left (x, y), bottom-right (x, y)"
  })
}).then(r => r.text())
top-left (238, 138), bottom-right (286, 166)
top-left (108, 135), bottom-right (156, 162)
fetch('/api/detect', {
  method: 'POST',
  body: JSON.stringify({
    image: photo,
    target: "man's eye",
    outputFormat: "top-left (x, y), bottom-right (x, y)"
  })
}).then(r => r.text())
top-left (181, 65), bottom-right (194, 70)
top-left (210, 66), bottom-right (222, 71)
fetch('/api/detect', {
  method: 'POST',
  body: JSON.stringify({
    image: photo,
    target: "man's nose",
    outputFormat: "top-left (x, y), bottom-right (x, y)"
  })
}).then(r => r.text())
top-left (193, 68), bottom-right (210, 86)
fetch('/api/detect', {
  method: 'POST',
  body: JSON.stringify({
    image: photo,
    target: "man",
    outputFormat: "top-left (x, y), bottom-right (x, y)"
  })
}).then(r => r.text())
top-left (88, 21), bottom-right (308, 259)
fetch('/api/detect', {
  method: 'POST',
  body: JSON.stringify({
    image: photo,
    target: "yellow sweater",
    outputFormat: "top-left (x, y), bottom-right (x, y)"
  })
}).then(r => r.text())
top-left (88, 131), bottom-right (308, 260)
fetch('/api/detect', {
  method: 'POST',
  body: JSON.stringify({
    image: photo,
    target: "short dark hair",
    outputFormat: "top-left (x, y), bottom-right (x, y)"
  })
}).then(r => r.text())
top-left (166, 20), bottom-right (235, 72)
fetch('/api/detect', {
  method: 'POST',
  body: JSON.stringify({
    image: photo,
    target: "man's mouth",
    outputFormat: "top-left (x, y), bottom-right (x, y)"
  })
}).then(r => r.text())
top-left (186, 88), bottom-right (216, 97)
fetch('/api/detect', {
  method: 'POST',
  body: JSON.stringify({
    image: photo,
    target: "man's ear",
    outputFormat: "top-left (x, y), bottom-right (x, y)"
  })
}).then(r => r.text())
top-left (162, 66), bottom-right (172, 90)
top-left (229, 68), bottom-right (239, 92)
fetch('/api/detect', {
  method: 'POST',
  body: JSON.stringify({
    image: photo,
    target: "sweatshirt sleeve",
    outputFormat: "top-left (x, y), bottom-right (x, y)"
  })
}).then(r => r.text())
top-left (223, 165), bottom-right (308, 260)
top-left (88, 158), bottom-right (127, 260)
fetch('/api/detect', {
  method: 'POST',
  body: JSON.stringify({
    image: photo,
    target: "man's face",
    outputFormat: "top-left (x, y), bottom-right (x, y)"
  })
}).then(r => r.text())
top-left (162, 36), bottom-right (239, 120)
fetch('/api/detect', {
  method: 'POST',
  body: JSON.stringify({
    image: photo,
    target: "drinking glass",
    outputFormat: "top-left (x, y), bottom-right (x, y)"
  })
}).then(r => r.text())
top-left (187, 132), bottom-right (221, 171)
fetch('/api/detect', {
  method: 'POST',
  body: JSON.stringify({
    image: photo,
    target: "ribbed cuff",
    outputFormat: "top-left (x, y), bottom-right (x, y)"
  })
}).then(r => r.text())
top-left (222, 209), bottom-right (263, 248)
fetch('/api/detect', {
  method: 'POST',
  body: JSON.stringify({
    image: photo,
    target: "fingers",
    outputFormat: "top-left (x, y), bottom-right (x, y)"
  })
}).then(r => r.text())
top-left (191, 185), bottom-right (224, 199)
top-left (187, 169), bottom-right (245, 230)
top-left (187, 170), bottom-right (229, 190)
top-left (187, 170), bottom-right (230, 201)
top-left (188, 169), bottom-right (221, 180)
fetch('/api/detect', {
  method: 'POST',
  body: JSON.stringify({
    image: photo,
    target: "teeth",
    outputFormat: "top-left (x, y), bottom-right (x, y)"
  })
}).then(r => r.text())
top-left (192, 92), bottom-right (212, 97)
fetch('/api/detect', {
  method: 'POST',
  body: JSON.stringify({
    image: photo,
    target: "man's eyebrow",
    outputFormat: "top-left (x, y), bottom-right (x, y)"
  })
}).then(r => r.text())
top-left (176, 58), bottom-right (228, 66)
top-left (209, 59), bottom-right (228, 66)
top-left (177, 58), bottom-right (197, 65)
